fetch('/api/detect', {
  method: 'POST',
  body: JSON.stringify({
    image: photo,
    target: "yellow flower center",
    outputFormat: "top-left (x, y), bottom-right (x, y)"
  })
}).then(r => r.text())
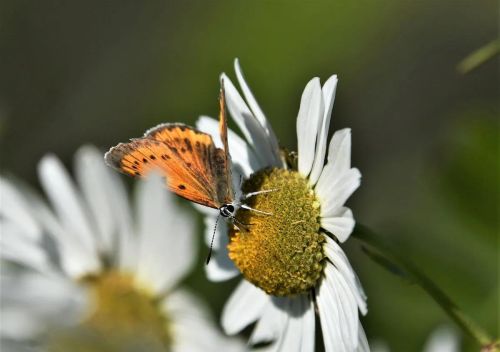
top-left (47, 271), bottom-right (171, 352)
top-left (228, 168), bottom-right (325, 296)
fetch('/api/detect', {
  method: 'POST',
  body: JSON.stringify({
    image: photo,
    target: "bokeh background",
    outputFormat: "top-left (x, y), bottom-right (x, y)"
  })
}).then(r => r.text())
top-left (1, 1), bottom-right (498, 351)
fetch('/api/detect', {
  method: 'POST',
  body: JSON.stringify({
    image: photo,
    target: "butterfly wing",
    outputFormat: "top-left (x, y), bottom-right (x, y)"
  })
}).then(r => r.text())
top-left (218, 85), bottom-right (234, 203)
top-left (105, 125), bottom-right (224, 208)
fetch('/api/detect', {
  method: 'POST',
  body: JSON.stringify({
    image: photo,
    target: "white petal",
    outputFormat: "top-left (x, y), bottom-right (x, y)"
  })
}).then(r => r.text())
top-left (234, 58), bottom-right (281, 165)
top-left (221, 280), bottom-right (269, 334)
top-left (309, 75), bottom-right (338, 185)
top-left (0, 178), bottom-right (40, 240)
top-left (75, 145), bottom-right (117, 256)
top-left (107, 171), bottom-right (137, 272)
top-left (369, 340), bottom-right (389, 352)
top-left (297, 78), bottom-right (324, 177)
top-left (278, 296), bottom-right (316, 352)
top-left (22, 186), bottom-right (98, 278)
top-left (249, 297), bottom-right (287, 345)
top-left (299, 297), bottom-right (316, 352)
top-left (318, 168), bottom-right (361, 217)
top-left (0, 270), bottom-right (87, 340)
top-left (204, 216), bottom-right (239, 282)
top-left (356, 325), bottom-right (371, 352)
top-left (196, 116), bottom-right (260, 177)
top-left (330, 265), bottom-right (359, 348)
top-left (0, 339), bottom-right (39, 352)
top-left (324, 236), bottom-right (367, 314)
top-left (321, 207), bottom-right (355, 242)
top-left (203, 214), bottom-right (228, 250)
top-left (0, 221), bottom-right (50, 272)
top-left (38, 156), bottom-right (99, 263)
top-left (315, 128), bottom-right (353, 196)
top-left (222, 73), bottom-right (278, 168)
top-left (37, 155), bottom-right (101, 276)
top-left (317, 266), bottom-right (349, 352)
top-left (205, 253), bottom-right (240, 282)
top-left (164, 289), bottom-right (245, 352)
top-left (204, 217), bottom-right (239, 282)
top-left (135, 174), bottom-right (195, 294)
top-left (317, 128), bottom-right (352, 186)
top-left (423, 326), bottom-right (459, 352)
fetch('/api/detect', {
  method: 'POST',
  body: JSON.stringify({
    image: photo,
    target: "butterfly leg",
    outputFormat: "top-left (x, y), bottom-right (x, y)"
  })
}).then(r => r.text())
top-left (240, 204), bottom-right (273, 216)
top-left (231, 217), bottom-right (252, 232)
top-left (242, 188), bottom-right (279, 200)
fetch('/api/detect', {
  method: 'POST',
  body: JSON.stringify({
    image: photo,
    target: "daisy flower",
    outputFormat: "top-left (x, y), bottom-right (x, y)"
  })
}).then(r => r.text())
top-left (370, 326), bottom-right (460, 352)
top-left (0, 146), bottom-right (243, 352)
top-left (196, 59), bottom-right (368, 352)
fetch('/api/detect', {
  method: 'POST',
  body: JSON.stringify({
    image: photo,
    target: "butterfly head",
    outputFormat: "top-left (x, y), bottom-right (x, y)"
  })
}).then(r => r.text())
top-left (219, 203), bottom-right (238, 218)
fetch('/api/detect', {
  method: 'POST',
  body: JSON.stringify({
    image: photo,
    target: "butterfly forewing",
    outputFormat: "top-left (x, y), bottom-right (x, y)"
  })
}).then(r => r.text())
top-left (105, 125), bottom-right (226, 208)
top-left (217, 86), bottom-right (234, 204)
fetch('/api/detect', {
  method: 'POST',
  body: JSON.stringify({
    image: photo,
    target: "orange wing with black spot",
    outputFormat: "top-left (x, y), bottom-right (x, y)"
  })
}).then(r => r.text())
top-left (104, 124), bottom-right (230, 209)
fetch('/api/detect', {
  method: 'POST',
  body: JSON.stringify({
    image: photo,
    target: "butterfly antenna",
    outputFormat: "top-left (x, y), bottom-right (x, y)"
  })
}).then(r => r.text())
top-left (206, 214), bottom-right (221, 265)
top-left (242, 188), bottom-right (279, 200)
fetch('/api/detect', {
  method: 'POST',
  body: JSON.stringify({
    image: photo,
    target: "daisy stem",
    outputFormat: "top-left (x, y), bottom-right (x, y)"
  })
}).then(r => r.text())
top-left (352, 224), bottom-right (495, 348)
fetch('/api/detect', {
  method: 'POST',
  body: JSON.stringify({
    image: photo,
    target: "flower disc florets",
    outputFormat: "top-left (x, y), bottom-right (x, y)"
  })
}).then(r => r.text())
top-left (228, 168), bottom-right (325, 296)
top-left (48, 271), bottom-right (171, 351)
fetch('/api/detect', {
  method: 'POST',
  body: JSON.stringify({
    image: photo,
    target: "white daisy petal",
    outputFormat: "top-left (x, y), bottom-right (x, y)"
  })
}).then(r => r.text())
top-left (205, 252), bottom-right (240, 282)
top-left (221, 280), bottom-right (269, 334)
top-left (317, 273), bottom-right (345, 352)
top-left (135, 174), bottom-right (195, 294)
top-left (309, 75), bottom-right (338, 185)
top-left (324, 236), bottom-right (367, 314)
top-left (37, 156), bottom-right (101, 276)
top-left (330, 265), bottom-right (359, 348)
top-left (317, 128), bottom-right (352, 186)
top-left (222, 73), bottom-right (277, 168)
top-left (321, 207), bottom-right (355, 242)
top-left (356, 325), bottom-right (370, 352)
top-left (107, 171), bottom-right (138, 272)
top-left (423, 326), bottom-right (460, 352)
top-left (317, 261), bottom-right (365, 352)
top-left (203, 214), bottom-right (227, 250)
top-left (163, 289), bottom-right (245, 352)
top-left (204, 215), bottom-right (240, 282)
top-left (38, 155), bottom-right (99, 265)
top-left (0, 338), bottom-right (39, 352)
top-left (234, 58), bottom-right (281, 165)
top-left (249, 297), bottom-right (287, 345)
top-left (0, 222), bottom-right (50, 272)
top-left (297, 77), bottom-right (324, 177)
top-left (319, 168), bottom-right (361, 217)
top-left (0, 270), bottom-right (87, 340)
top-left (279, 296), bottom-right (315, 352)
top-left (0, 178), bottom-right (40, 240)
top-left (75, 145), bottom-right (117, 255)
top-left (299, 296), bottom-right (316, 352)
top-left (23, 191), bottom-right (98, 278)
top-left (196, 116), bottom-right (260, 176)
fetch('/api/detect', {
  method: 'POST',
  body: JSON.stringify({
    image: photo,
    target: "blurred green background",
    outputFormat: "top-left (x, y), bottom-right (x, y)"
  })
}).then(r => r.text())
top-left (0, 1), bottom-right (498, 351)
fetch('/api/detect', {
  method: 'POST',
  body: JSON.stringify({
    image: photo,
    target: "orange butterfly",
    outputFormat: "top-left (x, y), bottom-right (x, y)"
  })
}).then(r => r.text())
top-left (104, 87), bottom-right (240, 219)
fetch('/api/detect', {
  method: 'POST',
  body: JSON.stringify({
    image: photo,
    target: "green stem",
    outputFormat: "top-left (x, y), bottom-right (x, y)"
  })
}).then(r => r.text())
top-left (352, 224), bottom-right (494, 348)
top-left (456, 39), bottom-right (500, 74)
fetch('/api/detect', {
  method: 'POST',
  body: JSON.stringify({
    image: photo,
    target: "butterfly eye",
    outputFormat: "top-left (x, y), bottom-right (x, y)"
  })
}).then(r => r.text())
top-left (219, 204), bottom-right (235, 218)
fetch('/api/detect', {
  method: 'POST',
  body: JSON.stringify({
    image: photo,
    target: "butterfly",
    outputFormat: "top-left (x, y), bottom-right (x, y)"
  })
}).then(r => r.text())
top-left (104, 86), bottom-right (240, 221)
